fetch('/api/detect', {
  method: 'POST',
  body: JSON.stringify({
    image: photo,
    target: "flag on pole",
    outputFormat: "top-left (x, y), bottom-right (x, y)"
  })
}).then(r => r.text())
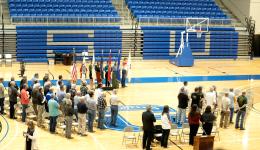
top-left (108, 49), bottom-right (112, 81)
top-left (92, 50), bottom-right (95, 82)
top-left (127, 51), bottom-right (131, 83)
top-left (116, 49), bottom-right (121, 81)
top-left (71, 48), bottom-right (77, 83)
top-left (100, 49), bottom-right (104, 79)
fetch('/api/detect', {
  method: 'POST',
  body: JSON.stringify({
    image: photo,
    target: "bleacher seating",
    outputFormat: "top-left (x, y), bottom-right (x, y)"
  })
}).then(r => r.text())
top-left (9, 0), bottom-right (120, 22)
top-left (126, 0), bottom-right (228, 21)
top-left (141, 26), bottom-right (238, 59)
top-left (16, 26), bottom-right (122, 62)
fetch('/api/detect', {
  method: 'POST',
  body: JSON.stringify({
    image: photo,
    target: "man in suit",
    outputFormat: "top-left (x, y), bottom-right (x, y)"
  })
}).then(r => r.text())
top-left (142, 105), bottom-right (156, 150)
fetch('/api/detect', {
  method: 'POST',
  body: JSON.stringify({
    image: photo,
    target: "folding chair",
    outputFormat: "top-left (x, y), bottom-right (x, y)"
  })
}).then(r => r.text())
top-left (180, 123), bottom-right (190, 143)
top-left (122, 126), bottom-right (137, 147)
top-left (137, 126), bottom-right (143, 144)
top-left (170, 124), bottom-right (181, 142)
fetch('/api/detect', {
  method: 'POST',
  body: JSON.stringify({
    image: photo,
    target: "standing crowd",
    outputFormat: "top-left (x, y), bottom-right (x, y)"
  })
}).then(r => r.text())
top-left (141, 81), bottom-right (248, 150)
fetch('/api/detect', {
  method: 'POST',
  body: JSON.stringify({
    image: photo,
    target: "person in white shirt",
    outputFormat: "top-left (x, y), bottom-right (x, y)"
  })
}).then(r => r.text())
top-left (212, 85), bottom-right (218, 109)
top-left (110, 89), bottom-right (125, 127)
top-left (181, 81), bottom-right (189, 96)
top-left (24, 121), bottom-right (38, 150)
top-left (228, 88), bottom-right (236, 124)
top-left (220, 93), bottom-right (231, 128)
top-left (161, 105), bottom-right (171, 148)
top-left (95, 84), bottom-right (103, 101)
top-left (204, 87), bottom-right (216, 111)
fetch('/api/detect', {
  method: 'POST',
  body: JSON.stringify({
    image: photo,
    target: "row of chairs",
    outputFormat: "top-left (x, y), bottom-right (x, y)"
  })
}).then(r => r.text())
top-left (9, 0), bottom-right (111, 3)
top-left (122, 122), bottom-right (220, 148)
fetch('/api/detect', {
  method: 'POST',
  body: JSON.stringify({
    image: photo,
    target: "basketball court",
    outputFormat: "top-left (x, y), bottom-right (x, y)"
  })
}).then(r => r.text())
top-left (1, 59), bottom-right (260, 150)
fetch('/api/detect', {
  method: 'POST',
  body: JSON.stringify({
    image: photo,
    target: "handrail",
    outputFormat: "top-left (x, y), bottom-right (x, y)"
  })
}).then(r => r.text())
top-left (11, 16), bottom-right (126, 25)
top-left (137, 17), bottom-right (237, 27)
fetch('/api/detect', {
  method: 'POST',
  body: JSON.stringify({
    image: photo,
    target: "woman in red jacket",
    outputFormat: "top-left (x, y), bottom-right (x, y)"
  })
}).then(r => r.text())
top-left (188, 104), bottom-right (201, 145)
top-left (21, 84), bottom-right (30, 122)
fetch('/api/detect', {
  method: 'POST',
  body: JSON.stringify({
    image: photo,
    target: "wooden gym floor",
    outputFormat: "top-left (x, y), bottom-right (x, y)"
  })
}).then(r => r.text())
top-left (1, 59), bottom-right (260, 150)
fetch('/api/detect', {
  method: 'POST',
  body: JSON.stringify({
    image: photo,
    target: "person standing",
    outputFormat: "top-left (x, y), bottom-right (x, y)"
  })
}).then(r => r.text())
top-left (191, 87), bottom-right (200, 109)
top-left (37, 87), bottom-right (45, 127)
top-left (89, 61), bottom-right (94, 89)
top-left (197, 86), bottom-right (205, 110)
top-left (95, 62), bottom-right (102, 85)
top-left (73, 91), bottom-right (81, 121)
top-left (8, 81), bottom-right (18, 119)
top-left (48, 94), bottom-right (60, 134)
top-left (104, 62), bottom-right (112, 87)
top-left (235, 92), bottom-right (247, 130)
top-left (77, 97), bottom-right (88, 136)
top-left (0, 78), bottom-right (5, 114)
top-left (97, 92), bottom-right (107, 129)
top-left (80, 81), bottom-right (88, 96)
top-left (204, 87), bottom-right (216, 112)
top-left (66, 80), bottom-right (72, 93)
top-left (201, 106), bottom-right (216, 135)
top-left (8, 77), bottom-right (19, 90)
top-left (31, 84), bottom-right (40, 115)
top-left (20, 76), bottom-right (28, 91)
top-left (42, 73), bottom-right (49, 86)
top-left (212, 85), bottom-right (218, 111)
top-left (121, 58), bottom-right (127, 88)
top-left (161, 105), bottom-right (171, 148)
top-left (177, 87), bottom-right (189, 125)
top-left (57, 85), bottom-right (66, 104)
top-left (188, 104), bottom-right (201, 145)
top-left (142, 105), bottom-right (156, 150)
top-left (21, 84), bottom-right (30, 122)
top-left (64, 99), bottom-right (74, 139)
top-left (86, 90), bottom-right (96, 132)
top-left (182, 81), bottom-right (189, 95)
top-left (220, 93), bottom-right (231, 128)
top-left (110, 89), bottom-right (125, 127)
top-left (80, 62), bottom-right (87, 79)
top-left (228, 88), bottom-right (236, 124)
top-left (112, 62), bottom-right (119, 89)
top-left (24, 121), bottom-right (38, 150)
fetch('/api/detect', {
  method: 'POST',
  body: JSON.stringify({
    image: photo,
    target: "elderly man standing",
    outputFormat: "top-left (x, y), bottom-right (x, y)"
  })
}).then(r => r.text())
top-left (97, 92), bottom-right (107, 129)
top-left (204, 87), bottom-right (216, 112)
top-left (77, 97), bottom-right (88, 136)
top-left (142, 105), bottom-right (156, 150)
top-left (220, 93), bottom-right (231, 128)
top-left (87, 90), bottom-right (96, 132)
top-left (48, 94), bottom-right (60, 134)
top-left (9, 81), bottom-right (19, 119)
top-left (177, 87), bottom-right (189, 125)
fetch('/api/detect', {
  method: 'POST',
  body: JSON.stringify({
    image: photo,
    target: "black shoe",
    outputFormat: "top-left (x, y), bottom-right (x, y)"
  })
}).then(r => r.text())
top-left (240, 128), bottom-right (246, 130)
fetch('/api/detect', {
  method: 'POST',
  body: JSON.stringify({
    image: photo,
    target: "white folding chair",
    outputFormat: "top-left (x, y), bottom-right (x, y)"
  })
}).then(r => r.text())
top-left (122, 126), bottom-right (137, 147)
top-left (137, 126), bottom-right (143, 144)
top-left (5, 54), bottom-right (12, 66)
top-left (180, 123), bottom-right (190, 143)
top-left (170, 124), bottom-right (181, 142)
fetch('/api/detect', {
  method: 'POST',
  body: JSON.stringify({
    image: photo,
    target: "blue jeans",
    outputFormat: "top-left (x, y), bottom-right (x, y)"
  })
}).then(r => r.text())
top-left (98, 109), bottom-right (105, 129)
top-left (87, 109), bottom-right (96, 132)
top-left (121, 69), bottom-right (127, 87)
top-left (110, 105), bottom-right (118, 126)
top-left (22, 104), bottom-right (28, 122)
top-left (230, 108), bottom-right (234, 123)
top-left (177, 108), bottom-right (186, 124)
top-left (235, 110), bottom-right (246, 129)
top-left (49, 116), bottom-right (58, 133)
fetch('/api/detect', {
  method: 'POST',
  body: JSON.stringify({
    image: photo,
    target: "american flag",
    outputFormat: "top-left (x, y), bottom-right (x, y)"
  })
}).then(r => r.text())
top-left (108, 49), bottom-right (112, 81)
top-left (71, 49), bottom-right (78, 83)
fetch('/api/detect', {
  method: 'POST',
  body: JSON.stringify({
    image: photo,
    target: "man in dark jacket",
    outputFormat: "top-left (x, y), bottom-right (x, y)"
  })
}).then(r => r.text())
top-left (177, 87), bottom-right (189, 125)
top-left (9, 81), bottom-right (19, 119)
top-left (142, 105), bottom-right (156, 150)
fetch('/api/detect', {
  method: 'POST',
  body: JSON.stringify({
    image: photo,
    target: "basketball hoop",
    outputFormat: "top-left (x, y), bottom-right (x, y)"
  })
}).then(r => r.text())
top-left (196, 30), bottom-right (202, 38)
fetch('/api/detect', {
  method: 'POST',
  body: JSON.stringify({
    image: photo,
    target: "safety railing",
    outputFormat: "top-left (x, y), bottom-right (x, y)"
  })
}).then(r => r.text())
top-left (137, 17), bottom-right (238, 27)
top-left (11, 16), bottom-right (128, 25)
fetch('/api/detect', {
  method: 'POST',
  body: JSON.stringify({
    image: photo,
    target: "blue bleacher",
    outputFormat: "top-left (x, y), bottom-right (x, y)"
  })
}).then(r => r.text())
top-left (141, 26), bottom-right (238, 60)
top-left (126, 0), bottom-right (228, 21)
top-left (9, 0), bottom-right (120, 22)
top-left (16, 26), bottom-right (122, 62)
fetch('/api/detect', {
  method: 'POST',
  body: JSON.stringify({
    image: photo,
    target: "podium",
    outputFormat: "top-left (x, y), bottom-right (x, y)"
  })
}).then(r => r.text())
top-left (62, 54), bottom-right (73, 66)
top-left (194, 136), bottom-right (215, 150)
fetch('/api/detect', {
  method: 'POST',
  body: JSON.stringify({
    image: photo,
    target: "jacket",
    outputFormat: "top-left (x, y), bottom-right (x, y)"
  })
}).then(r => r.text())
top-left (178, 93), bottom-right (189, 109)
top-left (142, 111), bottom-right (156, 131)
